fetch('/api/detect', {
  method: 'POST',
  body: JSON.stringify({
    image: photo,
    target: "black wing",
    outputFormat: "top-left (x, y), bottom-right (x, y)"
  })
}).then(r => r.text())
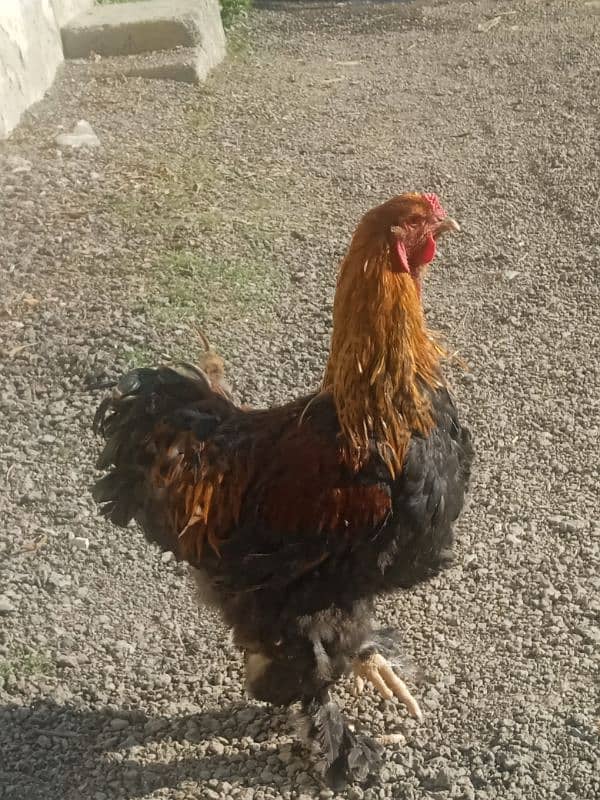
top-left (376, 387), bottom-right (473, 590)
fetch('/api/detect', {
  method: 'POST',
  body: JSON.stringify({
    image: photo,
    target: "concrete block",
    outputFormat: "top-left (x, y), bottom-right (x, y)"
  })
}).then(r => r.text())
top-left (0, 0), bottom-right (62, 139)
top-left (62, 0), bottom-right (226, 74)
top-left (89, 44), bottom-right (218, 85)
top-left (51, 0), bottom-right (95, 28)
top-left (0, 0), bottom-right (93, 139)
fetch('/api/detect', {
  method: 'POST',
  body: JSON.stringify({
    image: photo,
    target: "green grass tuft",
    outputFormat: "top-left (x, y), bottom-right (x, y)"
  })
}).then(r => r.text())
top-left (0, 651), bottom-right (54, 683)
top-left (220, 0), bottom-right (252, 29)
top-left (149, 250), bottom-right (283, 328)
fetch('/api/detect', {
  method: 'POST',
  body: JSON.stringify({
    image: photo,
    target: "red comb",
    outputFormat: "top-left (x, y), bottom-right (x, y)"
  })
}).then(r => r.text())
top-left (423, 192), bottom-right (446, 218)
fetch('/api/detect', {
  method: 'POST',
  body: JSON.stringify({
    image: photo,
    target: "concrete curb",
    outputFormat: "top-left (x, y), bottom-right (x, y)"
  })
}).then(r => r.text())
top-left (0, 0), bottom-right (226, 139)
top-left (61, 0), bottom-right (226, 82)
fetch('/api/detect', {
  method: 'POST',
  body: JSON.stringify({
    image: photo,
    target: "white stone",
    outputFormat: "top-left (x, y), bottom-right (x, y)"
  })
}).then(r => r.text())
top-left (0, 594), bottom-right (17, 614)
top-left (6, 155), bottom-right (33, 173)
top-left (56, 119), bottom-right (100, 148)
top-left (71, 536), bottom-right (90, 550)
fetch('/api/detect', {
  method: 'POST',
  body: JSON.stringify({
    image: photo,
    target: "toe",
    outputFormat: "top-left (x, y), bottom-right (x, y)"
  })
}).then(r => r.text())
top-left (366, 667), bottom-right (394, 700)
top-left (377, 662), bottom-right (423, 721)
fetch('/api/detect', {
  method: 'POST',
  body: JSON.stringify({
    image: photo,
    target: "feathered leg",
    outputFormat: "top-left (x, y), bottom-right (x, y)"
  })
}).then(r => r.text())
top-left (299, 688), bottom-right (382, 788)
top-left (241, 629), bottom-right (383, 787)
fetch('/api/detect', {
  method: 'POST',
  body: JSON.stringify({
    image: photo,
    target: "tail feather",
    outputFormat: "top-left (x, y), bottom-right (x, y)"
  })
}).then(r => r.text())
top-left (91, 362), bottom-right (236, 544)
top-left (194, 327), bottom-right (233, 399)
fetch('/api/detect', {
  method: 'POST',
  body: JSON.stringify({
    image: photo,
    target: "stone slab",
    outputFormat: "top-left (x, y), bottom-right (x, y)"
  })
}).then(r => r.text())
top-left (51, 0), bottom-right (94, 28)
top-left (89, 46), bottom-right (216, 85)
top-left (61, 0), bottom-right (226, 65)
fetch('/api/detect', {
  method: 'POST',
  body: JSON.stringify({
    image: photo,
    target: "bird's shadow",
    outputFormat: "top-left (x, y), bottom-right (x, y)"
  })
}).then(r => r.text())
top-left (0, 699), bottom-right (306, 800)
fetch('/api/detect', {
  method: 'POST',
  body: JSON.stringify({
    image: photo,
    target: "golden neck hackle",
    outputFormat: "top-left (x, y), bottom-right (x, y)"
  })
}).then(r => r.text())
top-left (322, 241), bottom-right (444, 475)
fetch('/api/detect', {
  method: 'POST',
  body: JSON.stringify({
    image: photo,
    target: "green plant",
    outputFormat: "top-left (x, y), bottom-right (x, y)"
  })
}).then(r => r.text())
top-left (220, 0), bottom-right (252, 29)
top-left (0, 651), bottom-right (54, 683)
top-left (149, 249), bottom-right (282, 328)
top-left (120, 343), bottom-right (159, 367)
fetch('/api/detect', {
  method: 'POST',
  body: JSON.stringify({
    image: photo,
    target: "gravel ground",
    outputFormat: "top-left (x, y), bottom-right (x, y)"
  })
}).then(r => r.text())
top-left (1, 1), bottom-right (599, 798)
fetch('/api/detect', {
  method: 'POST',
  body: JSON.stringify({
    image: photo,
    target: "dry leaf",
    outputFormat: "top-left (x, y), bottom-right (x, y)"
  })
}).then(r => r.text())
top-left (477, 17), bottom-right (502, 33)
top-left (6, 343), bottom-right (34, 359)
top-left (22, 535), bottom-right (48, 553)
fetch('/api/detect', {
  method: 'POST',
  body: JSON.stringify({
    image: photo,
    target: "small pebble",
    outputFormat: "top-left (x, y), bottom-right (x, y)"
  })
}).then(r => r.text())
top-left (0, 595), bottom-right (16, 614)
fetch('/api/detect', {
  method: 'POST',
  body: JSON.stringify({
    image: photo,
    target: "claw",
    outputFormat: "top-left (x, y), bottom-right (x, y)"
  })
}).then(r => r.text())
top-left (352, 653), bottom-right (423, 722)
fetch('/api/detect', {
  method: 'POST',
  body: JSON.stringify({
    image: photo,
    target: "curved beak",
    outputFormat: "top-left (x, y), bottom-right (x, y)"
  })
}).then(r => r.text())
top-left (434, 218), bottom-right (460, 236)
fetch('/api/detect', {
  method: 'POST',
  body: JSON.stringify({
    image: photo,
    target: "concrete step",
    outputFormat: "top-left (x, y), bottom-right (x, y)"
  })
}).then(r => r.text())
top-left (61, 0), bottom-right (226, 81)
top-left (84, 46), bottom-right (215, 84)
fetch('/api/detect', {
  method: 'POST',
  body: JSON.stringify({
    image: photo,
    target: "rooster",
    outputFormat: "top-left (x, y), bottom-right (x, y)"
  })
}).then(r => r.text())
top-left (92, 192), bottom-right (473, 786)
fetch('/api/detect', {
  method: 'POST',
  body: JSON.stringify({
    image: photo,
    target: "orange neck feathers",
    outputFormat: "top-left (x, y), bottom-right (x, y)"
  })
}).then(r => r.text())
top-left (322, 235), bottom-right (444, 475)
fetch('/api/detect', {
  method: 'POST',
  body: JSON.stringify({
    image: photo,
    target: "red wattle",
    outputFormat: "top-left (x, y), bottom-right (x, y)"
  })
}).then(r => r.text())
top-left (419, 234), bottom-right (437, 265)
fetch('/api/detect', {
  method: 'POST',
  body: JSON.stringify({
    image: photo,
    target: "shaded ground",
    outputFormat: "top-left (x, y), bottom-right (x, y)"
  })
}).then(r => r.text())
top-left (0, 1), bottom-right (599, 799)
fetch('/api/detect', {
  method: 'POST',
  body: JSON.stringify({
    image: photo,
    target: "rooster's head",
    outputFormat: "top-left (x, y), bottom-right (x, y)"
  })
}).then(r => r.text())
top-left (349, 192), bottom-right (460, 293)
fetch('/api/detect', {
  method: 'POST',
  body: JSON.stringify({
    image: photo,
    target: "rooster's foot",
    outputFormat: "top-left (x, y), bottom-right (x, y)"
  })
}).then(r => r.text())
top-left (352, 652), bottom-right (423, 722)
